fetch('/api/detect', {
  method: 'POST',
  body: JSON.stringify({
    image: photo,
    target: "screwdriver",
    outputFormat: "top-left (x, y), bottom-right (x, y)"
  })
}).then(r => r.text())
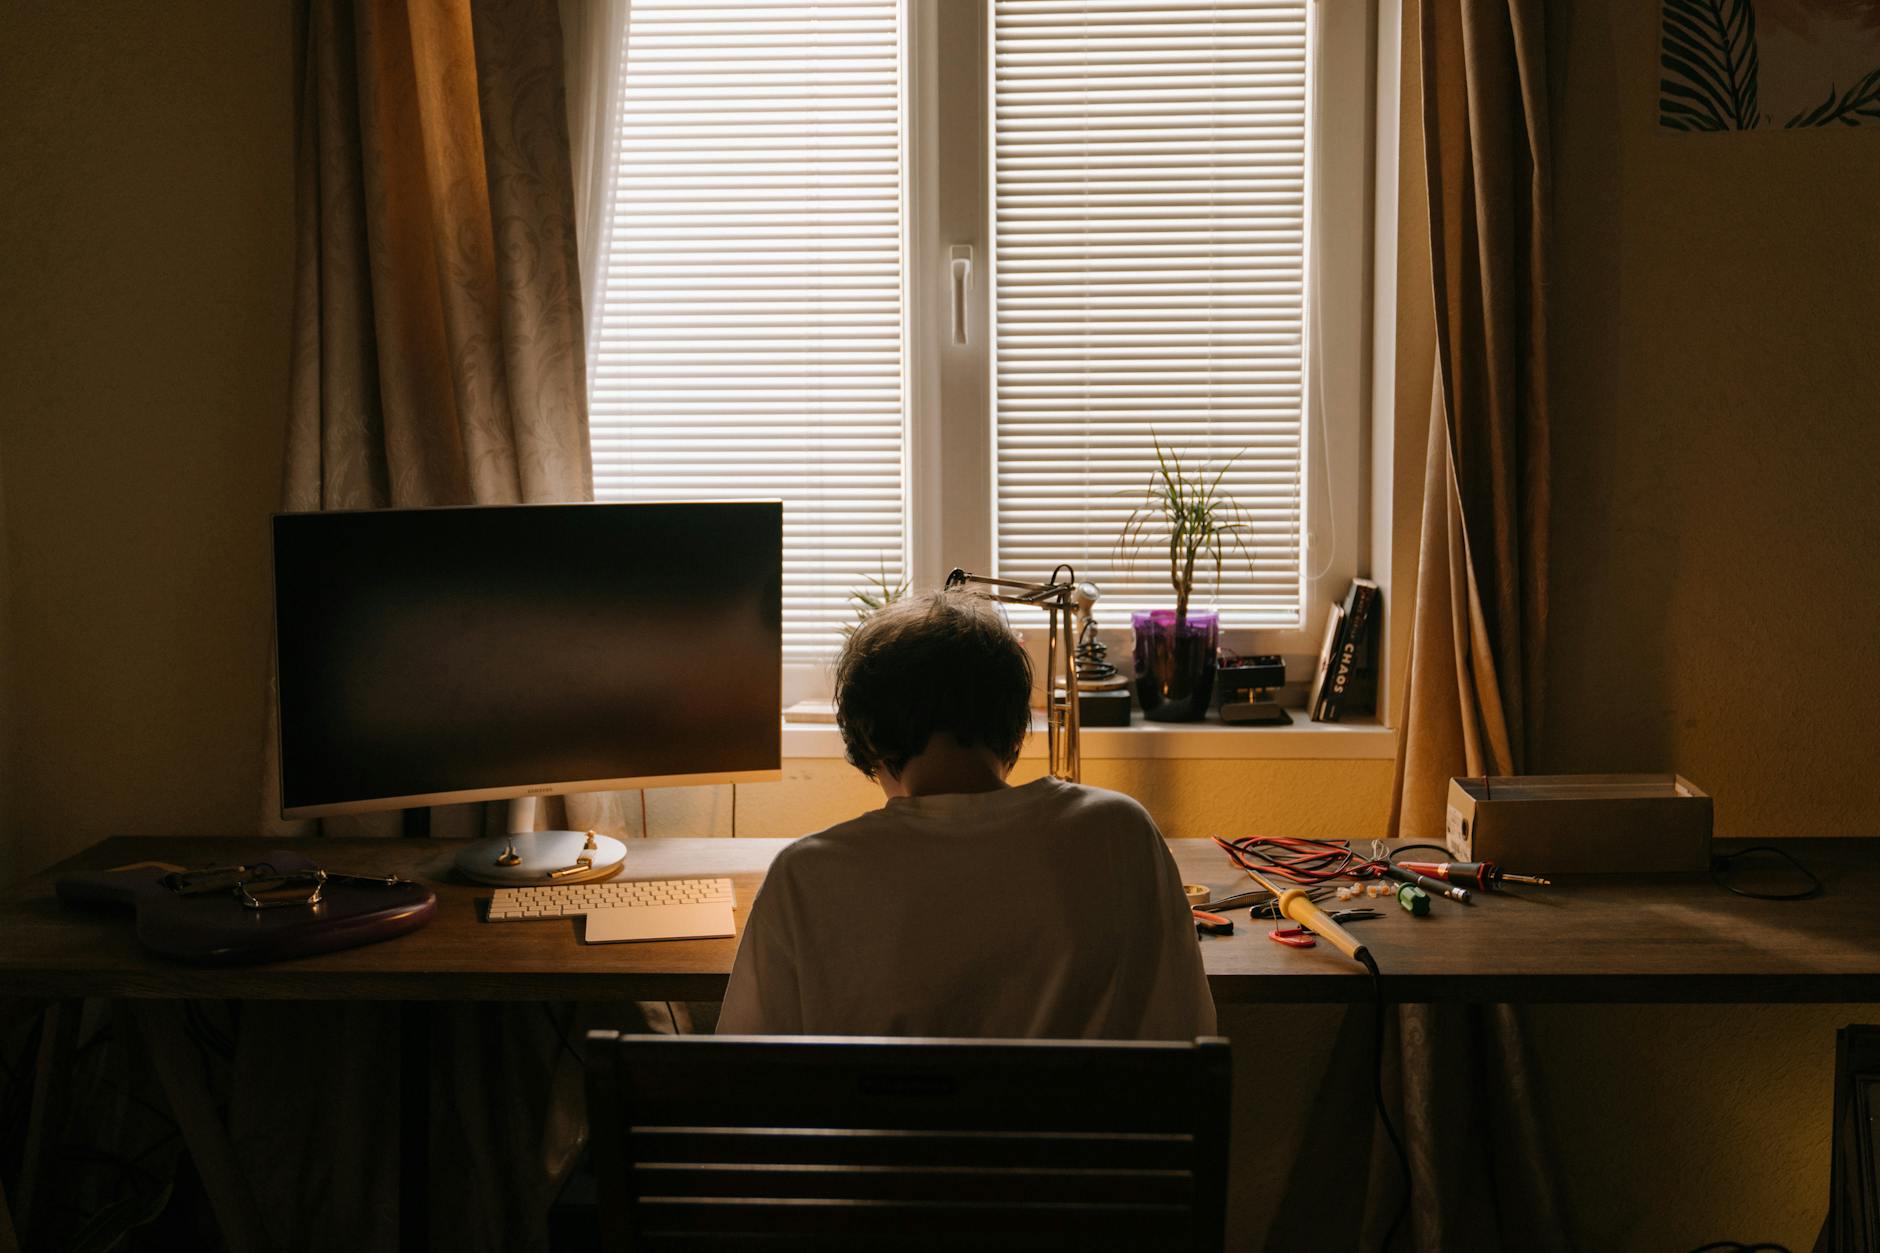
top-left (1380, 863), bottom-right (1470, 905)
top-left (1395, 859), bottom-right (1550, 891)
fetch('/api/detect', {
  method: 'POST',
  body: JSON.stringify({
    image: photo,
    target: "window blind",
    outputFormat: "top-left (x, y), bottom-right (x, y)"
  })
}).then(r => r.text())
top-left (992, 0), bottom-right (1309, 626)
top-left (589, 0), bottom-right (904, 660)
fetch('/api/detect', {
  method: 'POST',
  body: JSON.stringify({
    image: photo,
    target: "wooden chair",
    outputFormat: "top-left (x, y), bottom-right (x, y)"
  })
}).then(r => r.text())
top-left (586, 1032), bottom-right (1232, 1252)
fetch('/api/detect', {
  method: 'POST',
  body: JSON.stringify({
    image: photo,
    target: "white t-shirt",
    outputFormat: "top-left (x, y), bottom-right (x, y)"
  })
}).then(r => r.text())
top-left (719, 777), bottom-right (1216, 1040)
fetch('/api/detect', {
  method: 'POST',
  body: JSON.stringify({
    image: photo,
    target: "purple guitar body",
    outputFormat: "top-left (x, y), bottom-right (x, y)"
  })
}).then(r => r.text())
top-left (57, 849), bottom-right (437, 964)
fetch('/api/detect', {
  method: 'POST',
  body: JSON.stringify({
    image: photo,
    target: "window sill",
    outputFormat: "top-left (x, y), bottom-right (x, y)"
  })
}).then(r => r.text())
top-left (780, 715), bottom-right (1396, 762)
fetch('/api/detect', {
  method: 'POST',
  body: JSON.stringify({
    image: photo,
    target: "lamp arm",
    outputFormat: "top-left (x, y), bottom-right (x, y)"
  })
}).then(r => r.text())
top-left (944, 567), bottom-right (1078, 607)
top-left (944, 566), bottom-right (1084, 783)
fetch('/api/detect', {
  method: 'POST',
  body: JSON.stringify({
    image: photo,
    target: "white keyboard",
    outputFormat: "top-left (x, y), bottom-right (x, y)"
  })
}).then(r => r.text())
top-left (485, 877), bottom-right (737, 944)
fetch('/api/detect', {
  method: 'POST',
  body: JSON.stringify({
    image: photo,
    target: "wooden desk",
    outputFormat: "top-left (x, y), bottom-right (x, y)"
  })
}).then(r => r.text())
top-left (3, 835), bottom-right (1878, 1005)
top-left (2, 835), bottom-right (1873, 1252)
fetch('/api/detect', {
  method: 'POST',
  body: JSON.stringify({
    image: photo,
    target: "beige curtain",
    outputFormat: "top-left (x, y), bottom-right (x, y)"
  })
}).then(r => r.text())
top-left (1389, 0), bottom-right (1552, 839)
top-left (1325, 3), bottom-right (1567, 1251)
top-left (283, 0), bottom-right (589, 514)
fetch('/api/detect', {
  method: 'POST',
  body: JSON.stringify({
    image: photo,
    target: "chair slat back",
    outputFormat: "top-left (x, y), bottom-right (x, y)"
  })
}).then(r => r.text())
top-left (588, 1033), bottom-right (1231, 1252)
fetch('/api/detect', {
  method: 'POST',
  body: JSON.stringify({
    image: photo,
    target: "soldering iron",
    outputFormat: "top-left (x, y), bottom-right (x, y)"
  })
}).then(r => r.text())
top-left (1380, 863), bottom-right (1471, 904)
top-left (1394, 859), bottom-right (1550, 891)
top-left (1240, 867), bottom-right (1372, 968)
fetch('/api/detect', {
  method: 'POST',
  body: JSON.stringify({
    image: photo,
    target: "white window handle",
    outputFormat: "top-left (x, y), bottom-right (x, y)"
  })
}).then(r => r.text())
top-left (949, 244), bottom-right (973, 346)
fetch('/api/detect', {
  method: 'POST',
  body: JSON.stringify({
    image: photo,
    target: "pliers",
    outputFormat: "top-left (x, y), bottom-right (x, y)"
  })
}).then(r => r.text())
top-left (1267, 908), bottom-right (1383, 948)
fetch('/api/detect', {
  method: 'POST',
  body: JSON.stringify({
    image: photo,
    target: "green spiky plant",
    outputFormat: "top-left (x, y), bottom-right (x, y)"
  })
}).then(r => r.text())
top-left (1116, 435), bottom-right (1257, 629)
top-left (842, 559), bottom-right (910, 640)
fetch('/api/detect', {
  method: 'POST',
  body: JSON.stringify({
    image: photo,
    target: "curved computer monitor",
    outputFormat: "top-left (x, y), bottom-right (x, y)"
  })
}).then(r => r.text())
top-left (273, 501), bottom-right (782, 819)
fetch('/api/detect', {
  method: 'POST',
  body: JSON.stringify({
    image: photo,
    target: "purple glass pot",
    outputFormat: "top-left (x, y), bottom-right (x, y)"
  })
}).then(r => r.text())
top-left (1131, 610), bottom-right (1220, 722)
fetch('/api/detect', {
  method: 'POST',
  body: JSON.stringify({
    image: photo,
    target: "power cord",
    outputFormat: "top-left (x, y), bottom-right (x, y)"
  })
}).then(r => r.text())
top-left (539, 1002), bottom-right (585, 1068)
top-left (1387, 843), bottom-right (1452, 864)
top-left (1710, 845), bottom-right (1822, 901)
top-left (1358, 949), bottom-right (1411, 1253)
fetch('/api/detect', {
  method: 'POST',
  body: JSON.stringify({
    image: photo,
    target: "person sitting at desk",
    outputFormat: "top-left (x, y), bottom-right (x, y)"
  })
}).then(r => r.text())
top-left (719, 589), bottom-right (1214, 1039)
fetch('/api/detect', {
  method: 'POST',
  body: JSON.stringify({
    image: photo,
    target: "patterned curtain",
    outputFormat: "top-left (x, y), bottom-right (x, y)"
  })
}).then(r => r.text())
top-left (236, 5), bottom-right (635, 1250)
top-left (283, 0), bottom-right (589, 515)
top-left (263, 0), bottom-right (645, 842)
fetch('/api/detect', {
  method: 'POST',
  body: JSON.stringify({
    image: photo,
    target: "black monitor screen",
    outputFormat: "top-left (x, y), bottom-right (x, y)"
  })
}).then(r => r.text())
top-left (273, 502), bottom-right (782, 816)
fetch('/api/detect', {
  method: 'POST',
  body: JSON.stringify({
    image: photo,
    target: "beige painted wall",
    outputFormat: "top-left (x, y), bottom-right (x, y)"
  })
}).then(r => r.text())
top-left (1544, 5), bottom-right (1880, 832)
top-left (0, 2), bottom-right (297, 885)
top-left (1535, 4), bottom-right (1880, 1250)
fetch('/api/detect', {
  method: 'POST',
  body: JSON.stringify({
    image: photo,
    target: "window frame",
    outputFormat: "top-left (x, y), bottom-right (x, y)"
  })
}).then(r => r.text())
top-left (588, 0), bottom-right (1391, 714)
top-left (906, 0), bottom-right (1377, 694)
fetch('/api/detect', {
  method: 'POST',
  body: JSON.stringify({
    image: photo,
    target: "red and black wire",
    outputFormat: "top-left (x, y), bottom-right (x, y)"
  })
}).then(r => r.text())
top-left (1212, 834), bottom-right (1390, 886)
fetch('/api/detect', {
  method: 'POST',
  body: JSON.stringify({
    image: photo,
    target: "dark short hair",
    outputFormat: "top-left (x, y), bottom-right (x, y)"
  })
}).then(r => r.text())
top-left (834, 590), bottom-right (1033, 780)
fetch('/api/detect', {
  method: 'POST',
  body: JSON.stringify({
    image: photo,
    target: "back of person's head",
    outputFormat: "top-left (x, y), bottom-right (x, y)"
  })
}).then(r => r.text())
top-left (834, 590), bottom-right (1033, 780)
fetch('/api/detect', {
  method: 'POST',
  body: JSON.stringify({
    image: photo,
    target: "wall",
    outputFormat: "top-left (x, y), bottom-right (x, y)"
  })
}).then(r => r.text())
top-left (1545, 6), bottom-right (1880, 829)
top-left (0, 2), bottom-right (298, 886)
top-left (1537, 3), bottom-right (1880, 1249)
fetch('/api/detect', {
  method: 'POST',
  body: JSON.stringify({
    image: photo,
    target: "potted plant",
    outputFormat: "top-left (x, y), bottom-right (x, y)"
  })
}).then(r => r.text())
top-left (1117, 438), bottom-right (1255, 721)
top-left (843, 559), bottom-right (909, 639)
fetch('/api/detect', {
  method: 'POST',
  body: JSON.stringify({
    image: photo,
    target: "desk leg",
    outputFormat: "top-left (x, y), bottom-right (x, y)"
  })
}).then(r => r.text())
top-left (400, 1002), bottom-right (430, 1252)
top-left (1, 1168), bottom-right (20, 1253)
top-left (130, 1001), bottom-right (272, 1253)
top-left (15, 998), bottom-right (77, 1245)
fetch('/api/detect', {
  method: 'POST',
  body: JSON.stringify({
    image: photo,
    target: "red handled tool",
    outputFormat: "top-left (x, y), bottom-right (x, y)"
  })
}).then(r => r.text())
top-left (1193, 908), bottom-right (1235, 936)
top-left (1380, 863), bottom-right (1471, 905)
top-left (1394, 860), bottom-right (1550, 891)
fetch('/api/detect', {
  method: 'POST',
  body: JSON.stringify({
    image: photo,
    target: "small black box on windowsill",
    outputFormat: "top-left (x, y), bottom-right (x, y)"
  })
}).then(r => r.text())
top-left (1077, 687), bottom-right (1134, 726)
top-left (1215, 655), bottom-right (1292, 726)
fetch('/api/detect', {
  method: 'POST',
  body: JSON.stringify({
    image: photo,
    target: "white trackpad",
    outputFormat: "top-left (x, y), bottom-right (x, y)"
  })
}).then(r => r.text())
top-left (583, 902), bottom-right (737, 944)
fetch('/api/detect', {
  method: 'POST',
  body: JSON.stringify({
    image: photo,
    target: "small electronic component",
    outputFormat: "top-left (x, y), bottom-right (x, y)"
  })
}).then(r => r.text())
top-left (1395, 883), bottom-right (1430, 916)
top-left (1216, 655), bottom-right (1291, 725)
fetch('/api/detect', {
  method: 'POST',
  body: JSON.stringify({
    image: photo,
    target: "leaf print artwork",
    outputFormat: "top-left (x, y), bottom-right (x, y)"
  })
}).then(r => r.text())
top-left (1661, 0), bottom-right (1880, 129)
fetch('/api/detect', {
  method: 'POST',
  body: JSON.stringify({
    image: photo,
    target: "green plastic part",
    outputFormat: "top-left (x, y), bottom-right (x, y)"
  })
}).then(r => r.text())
top-left (1397, 883), bottom-right (1430, 916)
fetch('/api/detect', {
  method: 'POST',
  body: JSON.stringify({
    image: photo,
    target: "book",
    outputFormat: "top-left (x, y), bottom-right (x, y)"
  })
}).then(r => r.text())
top-left (1305, 602), bottom-right (1345, 723)
top-left (1317, 578), bottom-right (1379, 722)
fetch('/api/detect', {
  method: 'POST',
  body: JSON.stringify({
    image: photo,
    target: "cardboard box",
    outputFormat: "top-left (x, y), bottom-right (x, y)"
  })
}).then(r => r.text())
top-left (1444, 774), bottom-right (1712, 875)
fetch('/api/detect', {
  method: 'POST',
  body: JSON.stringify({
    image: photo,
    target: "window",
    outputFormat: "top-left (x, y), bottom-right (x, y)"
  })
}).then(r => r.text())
top-left (589, 1), bottom-right (1371, 697)
top-left (989, 1), bottom-right (1310, 626)
top-left (589, 0), bottom-right (907, 666)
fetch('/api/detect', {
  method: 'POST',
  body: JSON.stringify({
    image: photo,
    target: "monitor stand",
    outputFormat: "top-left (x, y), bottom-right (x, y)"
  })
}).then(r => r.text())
top-left (452, 796), bottom-right (628, 886)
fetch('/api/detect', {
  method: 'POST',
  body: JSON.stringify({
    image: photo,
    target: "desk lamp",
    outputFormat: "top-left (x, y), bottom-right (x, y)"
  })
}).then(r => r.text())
top-left (944, 566), bottom-right (1084, 782)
